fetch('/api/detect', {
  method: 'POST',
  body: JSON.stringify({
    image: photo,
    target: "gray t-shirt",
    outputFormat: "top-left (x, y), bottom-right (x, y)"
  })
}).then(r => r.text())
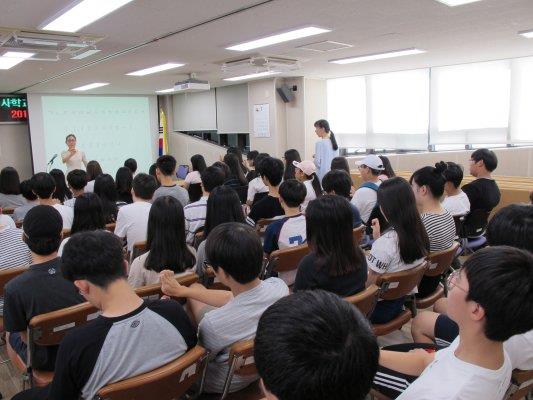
top-left (12, 202), bottom-right (38, 222)
top-left (153, 185), bottom-right (189, 207)
top-left (0, 193), bottom-right (26, 208)
top-left (199, 278), bottom-right (289, 393)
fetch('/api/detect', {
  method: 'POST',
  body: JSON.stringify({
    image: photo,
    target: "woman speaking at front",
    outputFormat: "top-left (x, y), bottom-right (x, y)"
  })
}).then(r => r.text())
top-left (61, 134), bottom-right (88, 172)
top-left (313, 119), bottom-right (339, 181)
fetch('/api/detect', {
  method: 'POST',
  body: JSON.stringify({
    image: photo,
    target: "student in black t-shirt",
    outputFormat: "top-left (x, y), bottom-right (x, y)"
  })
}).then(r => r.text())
top-left (248, 156), bottom-right (285, 223)
top-left (14, 230), bottom-right (197, 400)
top-left (294, 195), bottom-right (367, 296)
top-left (322, 169), bottom-right (362, 228)
top-left (462, 148), bottom-right (501, 214)
top-left (4, 206), bottom-right (84, 372)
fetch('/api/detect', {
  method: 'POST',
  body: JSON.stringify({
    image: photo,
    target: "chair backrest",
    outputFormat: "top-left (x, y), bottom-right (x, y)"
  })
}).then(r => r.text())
top-left (425, 242), bottom-right (460, 277)
top-left (462, 209), bottom-right (490, 238)
top-left (353, 225), bottom-right (365, 246)
top-left (504, 369), bottom-right (533, 400)
top-left (131, 240), bottom-right (148, 260)
top-left (256, 218), bottom-right (275, 236)
top-left (344, 284), bottom-right (380, 317)
top-left (62, 229), bottom-right (71, 238)
top-left (1, 207), bottom-right (14, 215)
top-left (267, 243), bottom-right (309, 273)
top-left (15, 220), bottom-right (23, 228)
top-left (0, 266), bottom-right (27, 296)
top-left (221, 339), bottom-right (258, 399)
top-left (96, 346), bottom-right (208, 400)
top-left (105, 222), bottom-right (116, 232)
top-left (452, 214), bottom-right (466, 237)
top-left (376, 262), bottom-right (428, 301)
top-left (134, 274), bottom-right (199, 300)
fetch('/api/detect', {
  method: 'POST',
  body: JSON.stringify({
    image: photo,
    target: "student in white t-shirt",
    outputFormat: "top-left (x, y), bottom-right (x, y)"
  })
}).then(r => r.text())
top-left (351, 155), bottom-right (385, 224)
top-left (441, 161), bottom-right (470, 216)
top-left (114, 173), bottom-right (158, 253)
top-left (30, 172), bottom-right (73, 229)
top-left (246, 153), bottom-right (269, 206)
top-left (293, 160), bottom-right (322, 211)
top-left (366, 177), bottom-right (429, 324)
top-left (376, 246), bottom-right (533, 400)
top-left (183, 154), bottom-right (206, 190)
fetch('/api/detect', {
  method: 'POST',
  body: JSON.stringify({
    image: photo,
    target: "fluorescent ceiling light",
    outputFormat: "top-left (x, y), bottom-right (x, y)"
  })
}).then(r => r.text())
top-left (42, 0), bottom-right (134, 32)
top-left (127, 63), bottom-right (185, 76)
top-left (329, 48), bottom-right (425, 64)
top-left (224, 71), bottom-right (281, 82)
top-left (71, 49), bottom-right (101, 60)
top-left (226, 26), bottom-right (331, 51)
top-left (156, 88), bottom-right (175, 93)
top-left (519, 30), bottom-right (533, 39)
top-left (435, 0), bottom-right (482, 6)
top-left (71, 82), bottom-right (109, 91)
top-left (0, 52), bottom-right (35, 70)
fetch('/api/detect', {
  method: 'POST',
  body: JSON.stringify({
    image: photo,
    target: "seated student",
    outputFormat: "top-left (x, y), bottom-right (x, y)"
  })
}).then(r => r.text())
top-left (123, 157), bottom-right (137, 176)
top-left (115, 166), bottom-right (134, 204)
top-left (64, 169), bottom-right (88, 207)
top-left (183, 154), bottom-right (206, 190)
top-left (115, 173), bottom-right (157, 253)
top-left (50, 169), bottom-right (73, 204)
top-left (153, 155), bottom-right (189, 206)
top-left (0, 166), bottom-right (25, 208)
top-left (85, 160), bottom-right (102, 193)
top-left (248, 157), bottom-right (285, 223)
top-left (94, 173), bottom-right (120, 223)
top-left (245, 150), bottom-right (259, 182)
top-left (378, 155), bottom-right (396, 181)
top-left (351, 154), bottom-right (384, 224)
top-left (330, 156), bottom-right (351, 175)
top-left (128, 196), bottom-right (196, 288)
top-left (246, 153), bottom-right (269, 206)
top-left (223, 153), bottom-right (248, 189)
top-left (462, 148), bottom-right (501, 215)
top-left (58, 193), bottom-right (105, 256)
top-left (263, 180), bottom-right (307, 285)
top-left (14, 230), bottom-right (197, 400)
top-left (367, 177), bottom-right (429, 324)
top-left (160, 223), bottom-right (288, 394)
top-left (441, 161), bottom-right (470, 216)
top-left (322, 169), bottom-right (362, 228)
top-left (282, 149), bottom-right (301, 181)
top-left (410, 162), bottom-right (456, 297)
top-left (293, 160), bottom-right (322, 210)
top-left (376, 246), bottom-right (533, 400)
top-left (255, 290), bottom-right (379, 400)
top-left (294, 195), bottom-right (367, 296)
top-left (184, 166), bottom-right (225, 245)
top-left (4, 206), bottom-right (84, 372)
top-left (30, 172), bottom-right (74, 229)
top-left (226, 146), bottom-right (249, 176)
top-left (12, 180), bottom-right (39, 222)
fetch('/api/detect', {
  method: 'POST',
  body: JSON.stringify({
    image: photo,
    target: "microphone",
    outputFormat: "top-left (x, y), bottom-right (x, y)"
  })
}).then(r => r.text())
top-left (48, 154), bottom-right (58, 164)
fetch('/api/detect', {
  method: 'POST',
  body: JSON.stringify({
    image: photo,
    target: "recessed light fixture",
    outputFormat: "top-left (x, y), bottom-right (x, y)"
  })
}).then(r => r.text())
top-left (71, 82), bottom-right (109, 91)
top-left (329, 48), bottom-right (425, 64)
top-left (223, 71), bottom-right (281, 82)
top-left (226, 26), bottom-right (331, 52)
top-left (42, 0), bottom-right (134, 32)
top-left (127, 63), bottom-right (185, 76)
top-left (0, 52), bottom-right (35, 70)
top-left (519, 29), bottom-right (533, 39)
top-left (434, 0), bottom-right (482, 6)
top-left (156, 88), bottom-right (175, 93)
top-left (71, 49), bottom-right (101, 60)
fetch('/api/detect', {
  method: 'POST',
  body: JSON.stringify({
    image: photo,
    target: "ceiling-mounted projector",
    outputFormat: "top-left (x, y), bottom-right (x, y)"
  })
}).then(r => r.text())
top-left (174, 78), bottom-right (210, 92)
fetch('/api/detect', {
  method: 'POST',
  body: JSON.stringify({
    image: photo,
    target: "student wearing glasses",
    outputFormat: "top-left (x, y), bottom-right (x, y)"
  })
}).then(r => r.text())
top-left (462, 149), bottom-right (501, 215)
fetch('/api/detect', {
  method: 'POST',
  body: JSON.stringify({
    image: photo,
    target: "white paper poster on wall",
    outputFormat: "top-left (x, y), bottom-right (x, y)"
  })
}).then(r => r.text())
top-left (253, 103), bottom-right (270, 137)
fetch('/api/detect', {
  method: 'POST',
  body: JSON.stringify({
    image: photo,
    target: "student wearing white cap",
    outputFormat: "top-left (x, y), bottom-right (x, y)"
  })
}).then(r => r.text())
top-left (293, 160), bottom-right (323, 211)
top-left (351, 155), bottom-right (385, 224)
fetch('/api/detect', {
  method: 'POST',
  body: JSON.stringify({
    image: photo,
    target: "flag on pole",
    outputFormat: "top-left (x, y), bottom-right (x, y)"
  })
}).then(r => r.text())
top-left (158, 108), bottom-right (168, 156)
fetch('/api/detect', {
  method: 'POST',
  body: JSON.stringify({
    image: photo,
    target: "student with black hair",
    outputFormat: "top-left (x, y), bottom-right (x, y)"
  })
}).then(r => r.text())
top-left (4, 206), bottom-right (84, 373)
top-left (115, 166), bottom-right (134, 204)
top-left (367, 177), bottom-right (429, 324)
top-left (378, 155), bottom-right (396, 181)
top-left (115, 173), bottom-right (158, 252)
top-left (184, 165), bottom-right (225, 244)
top-left (462, 148), bottom-right (501, 214)
top-left (441, 161), bottom-right (470, 216)
top-left (160, 222), bottom-right (288, 394)
top-left (94, 174), bottom-right (120, 223)
top-left (128, 196), bottom-right (196, 288)
top-left (61, 134), bottom-right (87, 172)
top-left (183, 154), bottom-right (207, 190)
top-left (12, 180), bottom-right (38, 222)
top-left (148, 163), bottom-right (158, 185)
top-left (293, 160), bottom-right (322, 210)
top-left (282, 149), bottom-right (301, 181)
top-left (123, 158), bottom-right (137, 175)
top-left (64, 169), bottom-right (88, 207)
top-left (226, 146), bottom-right (249, 175)
top-left (376, 246), bottom-right (533, 400)
top-left (330, 156), bottom-right (351, 175)
top-left (58, 193), bottom-right (105, 256)
top-left (322, 169), bottom-right (362, 228)
top-left (0, 166), bottom-right (24, 208)
top-left (153, 155), bottom-right (189, 206)
top-left (13, 230), bottom-right (197, 400)
top-left (85, 160), bottom-right (103, 193)
top-left (313, 119), bottom-right (339, 181)
top-left (294, 195), bottom-right (367, 296)
top-left (246, 153), bottom-right (269, 206)
top-left (50, 168), bottom-right (72, 203)
top-left (30, 172), bottom-right (74, 229)
top-left (255, 290), bottom-right (379, 400)
top-left (245, 150), bottom-right (259, 182)
top-left (223, 153), bottom-right (248, 188)
top-left (248, 157), bottom-right (285, 222)
top-left (352, 154), bottom-right (384, 224)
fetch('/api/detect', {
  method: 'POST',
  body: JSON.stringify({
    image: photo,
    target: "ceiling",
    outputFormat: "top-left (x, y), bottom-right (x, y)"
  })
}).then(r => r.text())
top-left (1, 0), bottom-right (533, 94)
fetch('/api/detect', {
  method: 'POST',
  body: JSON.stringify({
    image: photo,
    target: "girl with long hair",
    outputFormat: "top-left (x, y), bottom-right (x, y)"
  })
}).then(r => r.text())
top-left (227, 146), bottom-right (248, 175)
top-left (85, 160), bottom-right (103, 192)
top-left (50, 169), bottom-right (72, 203)
top-left (330, 156), bottom-right (351, 175)
top-left (222, 154), bottom-right (247, 188)
top-left (378, 155), bottom-right (396, 181)
top-left (94, 174), bottom-right (119, 223)
top-left (0, 166), bottom-right (25, 208)
top-left (313, 119), bottom-right (339, 181)
top-left (283, 149), bottom-right (301, 181)
top-left (115, 166), bottom-right (133, 204)
top-left (183, 154), bottom-right (207, 190)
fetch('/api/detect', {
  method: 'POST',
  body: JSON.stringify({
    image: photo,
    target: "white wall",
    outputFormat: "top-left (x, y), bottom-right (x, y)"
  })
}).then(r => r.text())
top-left (303, 78), bottom-right (327, 160)
top-left (167, 131), bottom-right (225, 166)
top-left (0, 124), bottom-right (33, 179)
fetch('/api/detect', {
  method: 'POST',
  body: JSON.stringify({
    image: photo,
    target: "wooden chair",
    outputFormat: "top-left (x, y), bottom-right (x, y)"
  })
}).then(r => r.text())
top-left (105, 222), bottom-right (116, 232)
top-left (255, 218), bottom-right (275, 236)
top-left (7, 302), bottom-right (99, 388)
top-left (504, 369), bottom-right (533, 400)
top-left (134, 274), bottom-right (199, 300)
top-left (62, 229), bottom-right (71, 238)
top-left (95, 345), bottom-right (209, 400)
top-left (416, 242), bottom-right (460, 310)
top-left (131, 241), bottom-right (147, 261)
top-left (220, 339), bottom-right (262, 400)
top-left (15, 220), bottom-right (23, 228)
top-left (263, 243), bottom-right (309, 278)
top-left (0, 266), bottom-right (27, 336)
top-left (353, 225), bottom-right (365, 246)
top-left (372, 262), bottom-right (428, 336)
top-left (345, 284), bottom-right (380, 317)
top-left (1, 207), bottom-right (14, 215)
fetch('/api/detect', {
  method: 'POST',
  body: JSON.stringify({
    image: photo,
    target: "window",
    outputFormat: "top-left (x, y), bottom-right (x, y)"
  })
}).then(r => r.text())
top-left (327, 76), bottom-right (366, 135)
top-left (510, 57), bottom-right (533, 143)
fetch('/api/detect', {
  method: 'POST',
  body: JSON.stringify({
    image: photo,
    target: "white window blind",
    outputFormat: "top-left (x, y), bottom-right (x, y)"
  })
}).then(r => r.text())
top-left (510, 57), bottom-right (533, 143)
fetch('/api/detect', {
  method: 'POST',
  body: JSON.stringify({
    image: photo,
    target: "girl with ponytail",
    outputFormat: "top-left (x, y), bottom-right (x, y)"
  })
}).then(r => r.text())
top-left (313, 119), bottom-right (339, 181)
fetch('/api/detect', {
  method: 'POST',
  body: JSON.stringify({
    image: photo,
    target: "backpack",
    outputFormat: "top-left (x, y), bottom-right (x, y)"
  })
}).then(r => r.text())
top-left (359, 182), bottom-right (388, 235)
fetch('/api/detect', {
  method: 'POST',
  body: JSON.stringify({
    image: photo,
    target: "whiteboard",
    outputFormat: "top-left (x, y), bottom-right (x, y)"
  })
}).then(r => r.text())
top-left (253, 103), bottom-right (270, 137)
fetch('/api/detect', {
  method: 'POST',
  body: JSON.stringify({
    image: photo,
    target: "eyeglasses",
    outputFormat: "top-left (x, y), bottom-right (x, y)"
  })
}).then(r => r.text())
top-left (447, 269), bottom-right (468, 293)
